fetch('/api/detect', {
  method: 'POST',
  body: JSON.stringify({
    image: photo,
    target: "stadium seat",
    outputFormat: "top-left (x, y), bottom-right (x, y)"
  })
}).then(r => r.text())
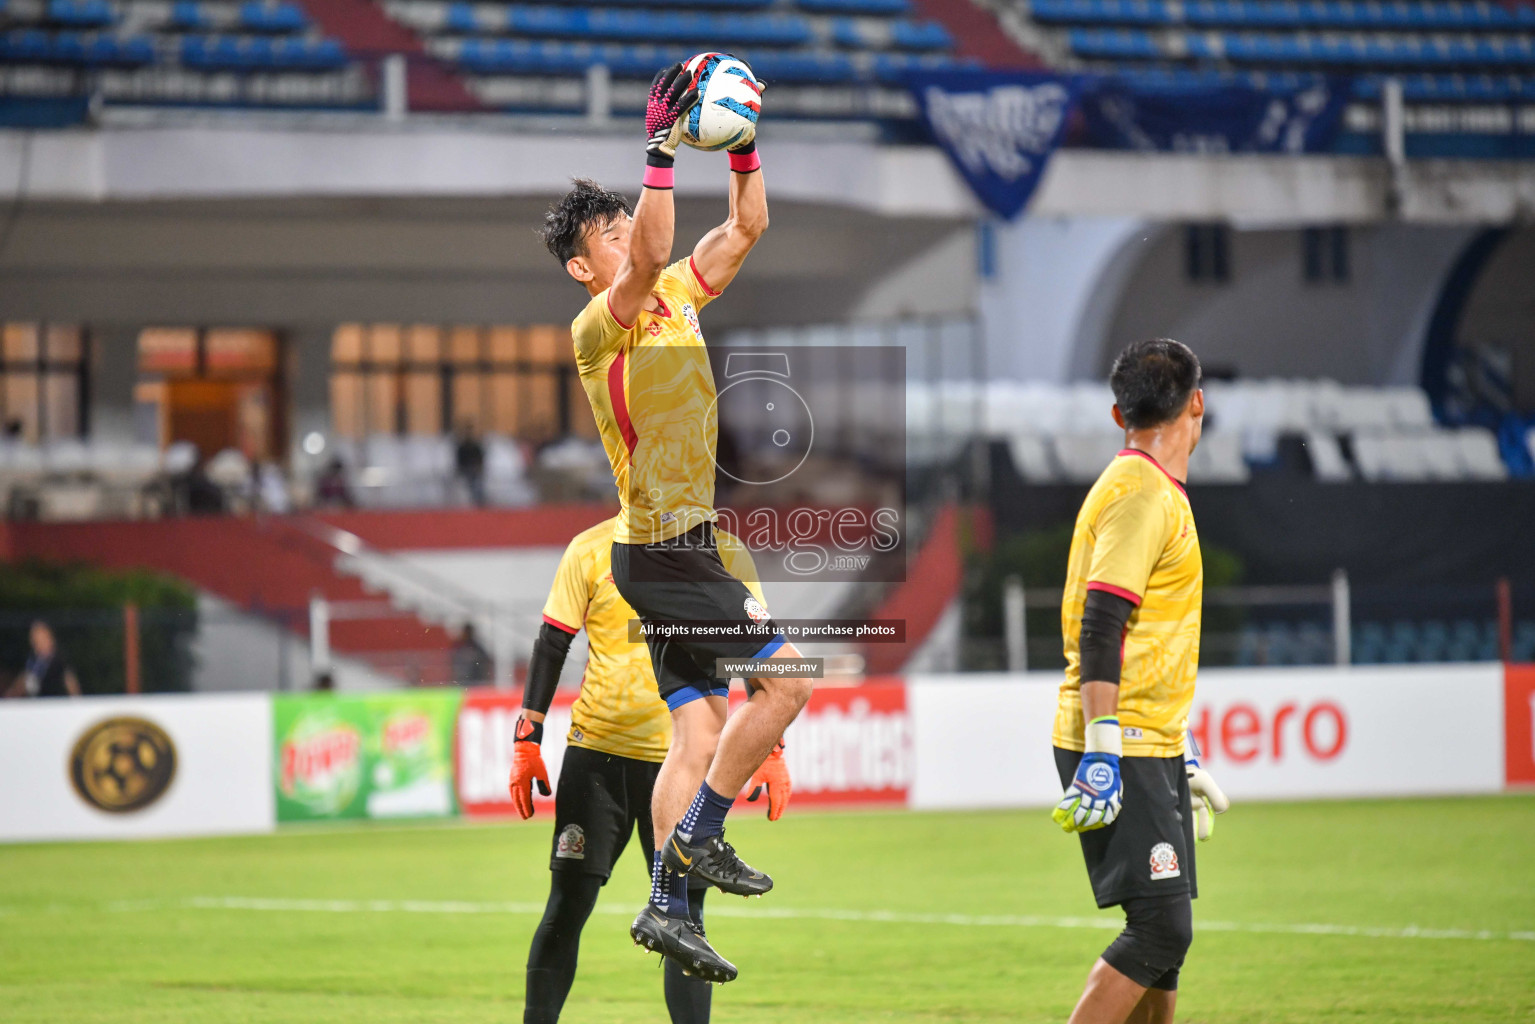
top-left (1007, 432), bottom-right (1059, 483)
top-left (1187, 430), bottom-right (1250, 483)
top-left (1303, 431), bottom-right (1353, 481)
top-left (238, 2), bottom-right (308, 33)
top-left (45, 0), bottom-right (113, 28)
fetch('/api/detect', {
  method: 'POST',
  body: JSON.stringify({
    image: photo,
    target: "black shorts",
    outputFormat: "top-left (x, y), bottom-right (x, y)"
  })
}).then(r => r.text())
top-left (551, 744), bottom-right (703, 886)
top-left (610, 521), bottom-right (785, 709)
top-left (1054, 747), bottom-right (1197, 909)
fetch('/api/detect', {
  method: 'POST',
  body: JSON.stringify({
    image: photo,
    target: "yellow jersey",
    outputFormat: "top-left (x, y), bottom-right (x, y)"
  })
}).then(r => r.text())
top-left (572, 257), bottom-right (722, 545)
top-left (542, 515), bottom-right (764, 763)
top-left (1054, 448), bottom-right (1203, 758)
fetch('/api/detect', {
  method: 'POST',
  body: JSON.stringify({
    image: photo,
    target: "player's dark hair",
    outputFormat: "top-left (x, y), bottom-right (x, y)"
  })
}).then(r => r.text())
top-left (1109, 338), bottom-right (1202, 429)
top-left (539, 178), bottom-right (633, 265)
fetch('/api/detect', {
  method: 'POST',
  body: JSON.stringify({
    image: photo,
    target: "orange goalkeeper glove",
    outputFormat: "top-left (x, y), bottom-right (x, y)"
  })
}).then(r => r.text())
top-left (746, 738), bottom-right (791, 821)
top-left (507, 715), bottom-right (551, 820)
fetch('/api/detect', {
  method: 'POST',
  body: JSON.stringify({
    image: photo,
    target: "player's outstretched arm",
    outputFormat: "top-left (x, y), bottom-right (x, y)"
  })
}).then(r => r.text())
top-left (610, 63), bottom-right (699, 327)
top-left (690, 109), bottom-right (767, 294)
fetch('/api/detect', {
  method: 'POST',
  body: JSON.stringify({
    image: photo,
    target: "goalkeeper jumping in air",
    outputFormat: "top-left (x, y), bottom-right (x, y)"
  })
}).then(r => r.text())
top-left (509, 516), bottom-right (789, 1024)
top-left (539, 59), bottom-right (814, 985)
top-left (1051, 338), bottom-right (1231, 1024)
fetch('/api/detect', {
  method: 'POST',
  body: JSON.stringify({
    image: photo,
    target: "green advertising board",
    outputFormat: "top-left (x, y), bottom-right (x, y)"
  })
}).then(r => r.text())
top-left (273, 690), bottom-right (463, 823)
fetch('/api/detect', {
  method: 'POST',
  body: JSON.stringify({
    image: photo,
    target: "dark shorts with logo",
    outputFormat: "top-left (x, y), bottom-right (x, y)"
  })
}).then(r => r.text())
top-left (610, 521), bottom-right (785, 708)
top-left (550, 745), bottom-right (657, 880)
top-left (1053, 748), bottom-right (1197, 909)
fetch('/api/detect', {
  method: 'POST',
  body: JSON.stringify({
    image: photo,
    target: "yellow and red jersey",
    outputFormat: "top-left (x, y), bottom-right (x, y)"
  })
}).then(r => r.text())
top-left (542, 515), bottom-right (764, 762)
top-left (572, 257), bottom-right (722, 546)
top-left (1054, 449), bottom-right (1203, 758)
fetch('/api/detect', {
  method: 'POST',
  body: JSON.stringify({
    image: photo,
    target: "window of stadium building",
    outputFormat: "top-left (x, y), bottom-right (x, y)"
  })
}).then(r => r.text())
top-left (329, 324), bottom-right (593, 443)
top-left (135, 328), bottom-right (285, 462)
top-left (0, 323), bottom-right (88, 442)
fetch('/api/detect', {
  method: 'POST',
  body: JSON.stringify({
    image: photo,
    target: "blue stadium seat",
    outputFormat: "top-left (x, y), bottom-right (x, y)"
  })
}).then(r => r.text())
top-left (50, 29), bottom-right (86, 63)
top-left (798, 0), bottom-right (912, 13)
top-left (752, 49), bottom-right (856, 82)
top-left (889, 19), bottom-right (953, 50)
top-left (170, 1), bottom-right (209, 30)
top-left (831, 18), bottom-right (866, 48)
top-left (445, 4), bottom-right (478, 35)
top-left (239, 2), bottom-right (308, 33)
top-left (45, 0), bottom-right (113, 28)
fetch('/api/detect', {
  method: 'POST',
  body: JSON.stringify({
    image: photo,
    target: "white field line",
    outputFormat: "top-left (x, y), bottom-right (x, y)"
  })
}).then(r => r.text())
top-left (85, 896), bottom-right (1535, 944)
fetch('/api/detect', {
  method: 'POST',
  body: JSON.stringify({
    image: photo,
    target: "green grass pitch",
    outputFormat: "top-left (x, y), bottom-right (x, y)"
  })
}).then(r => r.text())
top-left (1, 795), bottom-right (1531, 1023)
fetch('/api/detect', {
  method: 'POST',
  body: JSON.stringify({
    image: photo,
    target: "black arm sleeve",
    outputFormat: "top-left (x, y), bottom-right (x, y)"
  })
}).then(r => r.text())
top-left (523, 622), bottom-right (575, 717)
top-left (1079, 589), bottom-right (1134, 686)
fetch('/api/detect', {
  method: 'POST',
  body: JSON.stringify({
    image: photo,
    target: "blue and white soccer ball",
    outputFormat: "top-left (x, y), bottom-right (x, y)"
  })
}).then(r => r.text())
top-left (681, 52), bottom-right (763, 152)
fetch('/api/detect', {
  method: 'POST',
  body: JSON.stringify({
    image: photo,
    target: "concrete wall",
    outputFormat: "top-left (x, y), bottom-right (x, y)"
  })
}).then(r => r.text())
top-left (1096, 224), bottom-right (1479, 385)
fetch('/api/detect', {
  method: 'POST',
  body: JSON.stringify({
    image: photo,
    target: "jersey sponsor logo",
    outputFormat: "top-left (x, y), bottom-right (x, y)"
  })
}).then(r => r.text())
top-left (646, 321), bottom-right (664, 336)
top-left (659, 511), bottom-right (676, 524)
top-left (1124, 726), bottom-right (1144, 739)
top-left (1150, 842), bottom-right (1181, 880)
top-left (744, 597), bottom-right (770, 624)
top-left (556, 823), bottom-right (587, 859)
top-left (70, 716), bottom-right (178, 814)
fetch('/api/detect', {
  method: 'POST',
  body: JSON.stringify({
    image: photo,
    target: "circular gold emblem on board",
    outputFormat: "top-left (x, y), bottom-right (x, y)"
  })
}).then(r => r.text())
top-left (69, 716), bottom-right (177, 813)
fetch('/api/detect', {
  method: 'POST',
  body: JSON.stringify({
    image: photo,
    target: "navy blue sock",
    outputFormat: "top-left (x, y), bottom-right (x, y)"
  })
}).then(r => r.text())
top-left (651, 851), bottom-right (688, 917)
top-left (678, 781), bottom-right (734, 841)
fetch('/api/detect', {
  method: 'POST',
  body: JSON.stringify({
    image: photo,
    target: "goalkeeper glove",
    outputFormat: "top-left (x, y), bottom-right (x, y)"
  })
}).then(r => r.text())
top-left (1052, 716), bottom-right (1123, 833)
top-left (746, 737), bottom-right (790, 821)
top-left (507, 715), bottom-right (551, 820)
top-left (644, 62), bottom-right (700, 166)
top-left (1185, 732), bottom-right (1229, 842)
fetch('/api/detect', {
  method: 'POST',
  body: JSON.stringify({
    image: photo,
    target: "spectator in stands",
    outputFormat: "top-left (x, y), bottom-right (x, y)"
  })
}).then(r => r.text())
top-left (3, 621), bottom-right (81, 698)
top-left (451, 623), bottom-right (493, 685)
top-left (257, 461), bottom-right (293, 514)
top-left (315, 457), bottom-right (354, 508)
top-left (455, 422), bottom-right (486, 507)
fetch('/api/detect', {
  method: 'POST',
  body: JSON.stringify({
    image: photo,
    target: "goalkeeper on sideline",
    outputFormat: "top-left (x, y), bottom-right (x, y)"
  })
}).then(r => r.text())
top-left (1051, 338), bottom-right (1230, 1024)
top-left (511, 516), bottom-right (789, 1024)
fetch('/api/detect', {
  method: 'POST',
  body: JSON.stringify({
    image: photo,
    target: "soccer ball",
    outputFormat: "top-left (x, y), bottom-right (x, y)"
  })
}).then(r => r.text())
top-left (681, 52), bottom-right (763, 152)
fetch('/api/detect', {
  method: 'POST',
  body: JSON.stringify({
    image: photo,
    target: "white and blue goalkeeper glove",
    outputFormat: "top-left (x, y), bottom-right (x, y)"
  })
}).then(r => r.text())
top-left (1184, 731), bottom-right (1230, 842)
top-left (1053, 715), bottom-right (1123, 833)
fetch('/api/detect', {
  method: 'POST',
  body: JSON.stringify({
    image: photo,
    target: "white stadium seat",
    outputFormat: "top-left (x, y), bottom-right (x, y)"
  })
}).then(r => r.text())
top-left (1187, 431), bottom-right (1250, 484)
top-left (1007, 432), bottom-right (1058, 483)
top-left (1452, 428), bottom-right (1507, 481)
top-left (1051, 432), bottom-right (1124, 483)
top-left (1303, 431), bottom-right (1353, 482)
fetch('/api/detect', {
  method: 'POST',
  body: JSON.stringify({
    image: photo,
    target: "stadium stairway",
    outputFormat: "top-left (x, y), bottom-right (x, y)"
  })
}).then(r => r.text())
top-left (911, 0), bottom-right (1043, 67)
top-left (292, 0), bottom-right (480, 110)
top-left (0, 514), bottom-right (462, 684)
top-left (862, 503), bottom-right (990, 674)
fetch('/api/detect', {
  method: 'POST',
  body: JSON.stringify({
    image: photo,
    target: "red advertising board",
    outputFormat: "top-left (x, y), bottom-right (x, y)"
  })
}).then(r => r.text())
top-left (456, 680), bottom-right (912, 818)
top-left (771, 679), bottom-right (911, 808)
top-left (1505, 665), bottom-right (1535, 787)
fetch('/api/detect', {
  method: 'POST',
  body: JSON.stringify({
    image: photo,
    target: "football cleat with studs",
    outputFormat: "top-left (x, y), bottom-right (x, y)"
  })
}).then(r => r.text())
top-left (630, 903), bottom-right (738, 984)
top-left (662, 827), bottom-right (773, 897)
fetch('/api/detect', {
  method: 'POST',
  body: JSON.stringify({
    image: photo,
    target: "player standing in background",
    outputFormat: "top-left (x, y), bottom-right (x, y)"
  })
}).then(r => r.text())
top-left (1050, 339), bottom-right (1230, 1024)
top-left (539, 60), bottom-right (813, 984)
top-left (510, 516), bottom-right (791, 1024)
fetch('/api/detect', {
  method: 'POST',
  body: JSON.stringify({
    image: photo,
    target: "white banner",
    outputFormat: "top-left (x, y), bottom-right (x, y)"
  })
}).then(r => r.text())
top-left (0, 693), bottom-right (274, 843)
top-left (908, 664), bottom-right (1506, 809)
top-left (1188, 664), bottom-right (1504, 799)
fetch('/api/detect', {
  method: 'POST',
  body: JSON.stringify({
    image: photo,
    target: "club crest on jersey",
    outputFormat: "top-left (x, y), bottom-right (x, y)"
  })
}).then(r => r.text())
top-left (556, 824), bottom-right (586, 859)
top-left (1150, 842), bottom-right (1180, 880)
top-left (682, 303), bottom-right (701, 338)
top-left (743, 596), bottom-right (770, 624)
